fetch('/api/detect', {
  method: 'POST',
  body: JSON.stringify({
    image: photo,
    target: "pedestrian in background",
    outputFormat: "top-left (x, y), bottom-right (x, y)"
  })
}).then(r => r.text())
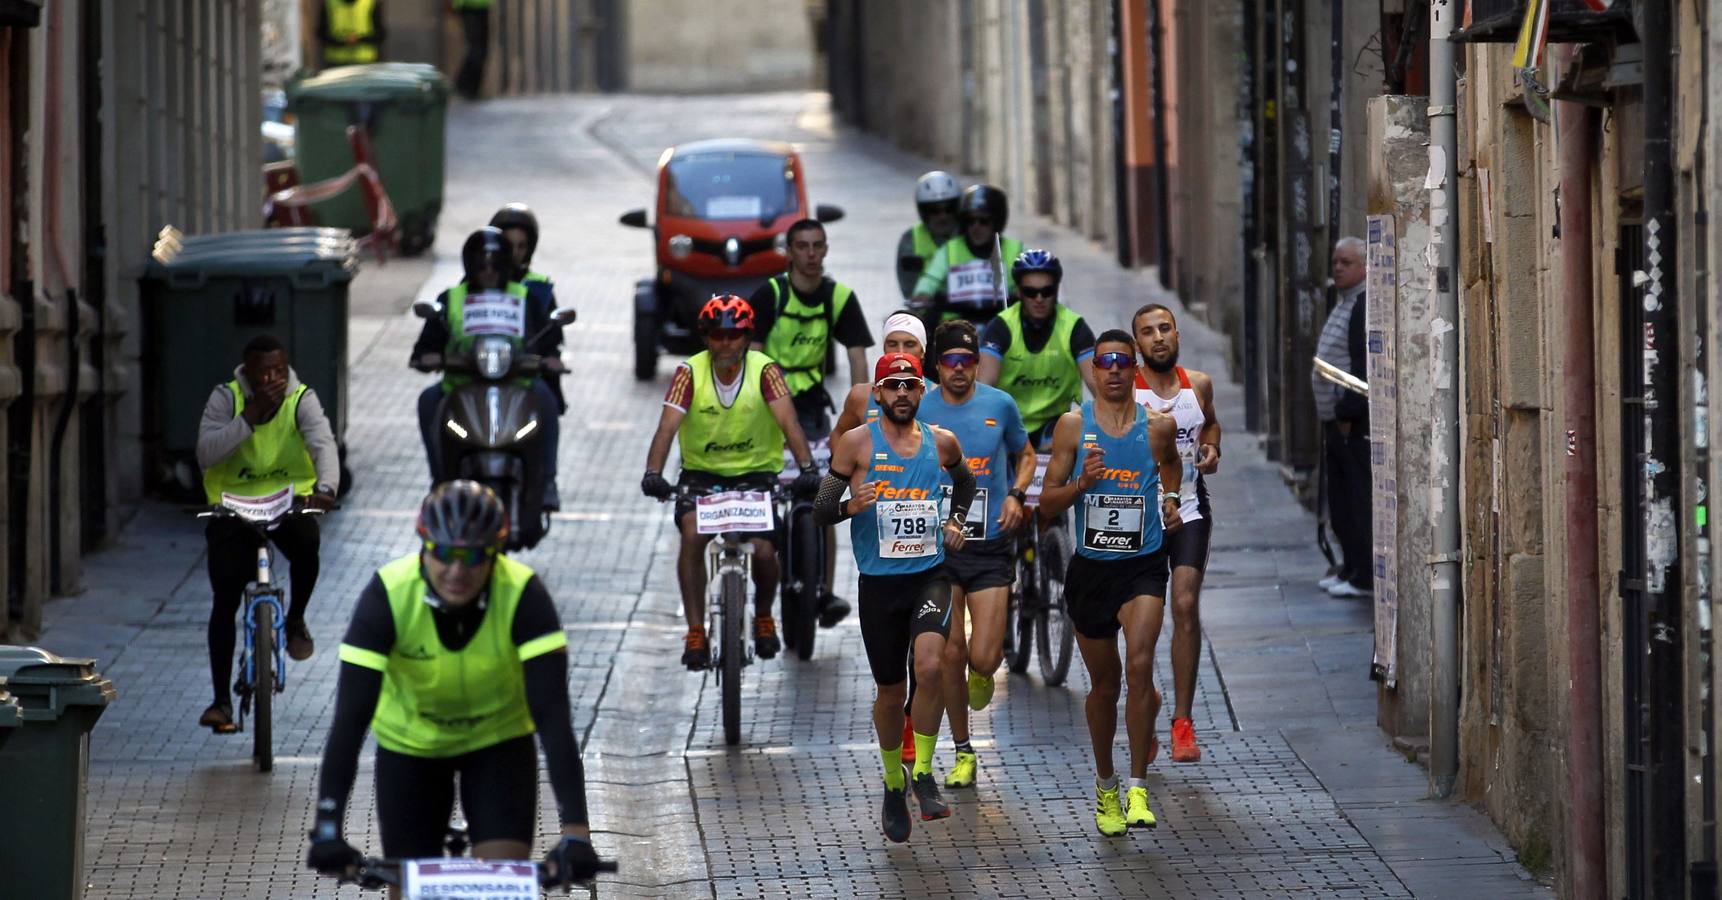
top-left (1312, 237), bottom-right (1372, 599)
top-left (317, 0), bottom-right (385, 68)
top-left (451, 0), bottom-right (492, 99)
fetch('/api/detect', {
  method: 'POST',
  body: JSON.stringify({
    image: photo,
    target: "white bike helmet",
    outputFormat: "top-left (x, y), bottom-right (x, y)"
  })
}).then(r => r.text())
top-left (915, 171), bottom-right (961, 207)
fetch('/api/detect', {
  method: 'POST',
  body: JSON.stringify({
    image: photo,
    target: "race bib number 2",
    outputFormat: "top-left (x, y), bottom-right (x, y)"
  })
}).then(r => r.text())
top-left (877, 499), bottom-right (941, 559)
top-left (1082, 494), bottom-right (1145, 553)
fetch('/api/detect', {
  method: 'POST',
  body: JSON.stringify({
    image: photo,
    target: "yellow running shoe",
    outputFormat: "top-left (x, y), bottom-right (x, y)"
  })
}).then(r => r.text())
top-left (967, 671), bottom-right (995, 710)
top-left (1125, 785), bottom-right (1158, 829)
top-left (946, 751), bottom-right (978, 788)
top-left (1095, 783), bottom-right (1127, 836)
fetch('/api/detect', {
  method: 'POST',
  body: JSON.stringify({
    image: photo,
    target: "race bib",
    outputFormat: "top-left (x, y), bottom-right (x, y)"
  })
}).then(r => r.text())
top-left (404, 859), bottom-right (537, 900)
top-left (947, 261), bottom-right (1000, 307)
top-left (1023, 453), bottom-right (1051, 505)
top-left (461, 290), bottom-right (526, 338)
top-left (1083, 494), bottom-right (1145, 553)
top-left (877, 499), bottom-right (941, 559)
top-left (694, 490), bottom-right (775, 535)
top-left (220, 485), bottom-right (294, 524)
top-left (939, 485), bottom-right (988, 540)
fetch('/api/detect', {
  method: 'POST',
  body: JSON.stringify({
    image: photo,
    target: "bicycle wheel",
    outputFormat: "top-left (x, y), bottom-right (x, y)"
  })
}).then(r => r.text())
top-left (720, 569), bottom-right (746, 746)
top-left (252, 600), bottom-right (277, 772)
top-left (1006, 548), bottom-right (1034, 674)
top-left (1036, 520), bottom-right (1076, 686)
top-left (789, 513), bottom-right (821, 661)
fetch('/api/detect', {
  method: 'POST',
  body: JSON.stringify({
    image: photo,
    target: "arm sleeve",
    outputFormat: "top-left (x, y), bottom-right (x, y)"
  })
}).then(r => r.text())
top-left (318, 575), bottom-right (394, 825)
top-left (195, 384), bottom-right (252, 470)
top-left (913, 245), bottom-right (950, 297)
top-left (944, 453), bottom-right (976, 524)
top-left (338, 574), bottom-right (397, 663)
top-left (1069, 317), bottom-right (1097, 363)
top-left (833, 293), bottom-right (875, 348)
top-left (760, 362), bottom-right (791, 403)
top-left (296, 387), bottom-right (342, 495)
top-left (509, 577), bottom-right (569, 659)
top-left (812, 471), bottom-right (854, 525)
top-left (980, 318), bottom-right (1012, 359)
top-left (523, 651), bottom-right (589, 826)
top-left (896, 230), bottom-right (922, 299)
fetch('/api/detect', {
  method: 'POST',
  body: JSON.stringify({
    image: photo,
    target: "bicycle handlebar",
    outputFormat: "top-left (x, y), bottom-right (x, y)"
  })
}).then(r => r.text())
top-left (336, 856), bottom-right (618, 890)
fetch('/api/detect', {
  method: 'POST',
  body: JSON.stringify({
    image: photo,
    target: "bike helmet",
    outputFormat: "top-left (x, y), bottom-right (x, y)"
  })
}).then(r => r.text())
top-left (461, 227), bottom-right (513, 286)
top-left (958, 184), bottom-right (1009, 232)
top-left (1011, 248), bottom-right (1063, 286)
top-left (417, 480), bottom-right (510, 549)
top-left (697, 294), bottom-right (756, 333)
top-left (488, 203), bottom-right (540, 267)
top-left (914, 171), bottom-right (961, 223)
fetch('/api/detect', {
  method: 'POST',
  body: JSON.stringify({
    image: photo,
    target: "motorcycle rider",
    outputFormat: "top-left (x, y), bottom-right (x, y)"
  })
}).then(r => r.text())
top-left (489, 203), bottom-right (568, 431)
top-left (896, 171), bottom-right (962, 300)
top-left (411, 227), bottom-right (566, 502)
top-left (909, 184), bottom-right (1024, 327)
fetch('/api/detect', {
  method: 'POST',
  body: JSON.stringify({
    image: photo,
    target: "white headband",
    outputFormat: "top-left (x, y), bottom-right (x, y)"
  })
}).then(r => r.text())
top-left (882, 312), bottom-right (926, 348)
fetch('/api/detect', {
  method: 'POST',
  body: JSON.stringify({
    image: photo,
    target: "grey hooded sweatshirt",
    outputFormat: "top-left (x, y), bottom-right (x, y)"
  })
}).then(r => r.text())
top-left (196, 364), bottom-right (341, 495)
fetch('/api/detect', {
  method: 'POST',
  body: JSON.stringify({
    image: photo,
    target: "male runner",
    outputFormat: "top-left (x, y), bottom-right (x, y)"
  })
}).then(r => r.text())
top-left (919, 320), bottom-right (1035, 789)
top-left (814, 352), bottom-right (974, 843)
top-left (1038, 330), bottom-right (1183, 837)
top-left (1132, 303), bottom-right (1221, 762)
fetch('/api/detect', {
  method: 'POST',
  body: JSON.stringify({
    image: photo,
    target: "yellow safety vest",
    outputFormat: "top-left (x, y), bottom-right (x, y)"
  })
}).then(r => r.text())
top-left (324, 0), bottom-right (379, 65)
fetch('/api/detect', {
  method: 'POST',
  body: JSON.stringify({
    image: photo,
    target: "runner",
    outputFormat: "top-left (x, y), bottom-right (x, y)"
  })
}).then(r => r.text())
top-left (1132, 303), bottom-right (1221, 763)
top-left (813, 352), bottom-right (974, 843)
top-left (918, 319), bottom-right (1035, 789)
top-left (1037, 329), bottom-right (1183, 837)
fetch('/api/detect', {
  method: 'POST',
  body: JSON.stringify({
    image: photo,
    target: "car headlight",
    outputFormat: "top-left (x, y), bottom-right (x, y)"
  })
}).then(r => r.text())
top-left (668, 234), bottom-right (693, 259)
top-left (474, 336), bottom-right (513, 380)
top-left (773, 232), bottom-right (789, 257)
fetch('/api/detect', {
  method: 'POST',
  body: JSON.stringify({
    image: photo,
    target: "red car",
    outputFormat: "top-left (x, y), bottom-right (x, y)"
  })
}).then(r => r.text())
top-left (620, 139), bottom-right (843, 379)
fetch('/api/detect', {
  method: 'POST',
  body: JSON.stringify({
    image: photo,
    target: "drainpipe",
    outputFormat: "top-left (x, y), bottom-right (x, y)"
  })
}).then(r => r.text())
top-left (1426, 0), bottom-right (1461, 798)
top-left (1555, 42), bottom-right (1605, 900)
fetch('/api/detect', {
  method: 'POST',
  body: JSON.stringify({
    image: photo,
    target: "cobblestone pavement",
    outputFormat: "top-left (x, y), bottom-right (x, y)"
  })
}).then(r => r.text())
top-left (38, 93), bottom-right (1551, 899)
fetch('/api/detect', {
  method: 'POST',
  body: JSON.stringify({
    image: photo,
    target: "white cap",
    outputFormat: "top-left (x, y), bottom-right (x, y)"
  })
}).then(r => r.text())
top-left (882, 312), bottom-right (926, 350)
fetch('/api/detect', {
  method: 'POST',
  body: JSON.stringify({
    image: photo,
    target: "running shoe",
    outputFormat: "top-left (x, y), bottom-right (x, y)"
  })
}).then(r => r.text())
top-left (946, 751), bottom-right (978, 788)
top-left (1125, 785), bottom-right (1158, 829)
top-left (1094, 782), bottom-right (1127, 836)
top-left (901, 720), bottom-right (916, 764)
top-left (881, 767), bottom-right (912, 843)
top-left (753, 615), bottom-right (781, 659)
top-left (1328, 581), bottom-right (1373, 599)
top-left (967, 671), bottom-right (995, 710)
top-left (1317, 573), bottom-right (1343, 590)
top-left (681, 629), bottom-right (709, 670)
top-left (1171, 716), bottom-right (1202, 762)
top-left (912, 772), bottom-right (952, 820)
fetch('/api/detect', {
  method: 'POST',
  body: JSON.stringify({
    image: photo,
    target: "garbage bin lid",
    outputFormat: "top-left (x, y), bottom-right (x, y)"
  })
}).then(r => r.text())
top-left (0, 685), bottom-right (21, 729)
top-left (144, 229), bottom-right (358, 281)
top-left (288, 62), bottom-right (450, 106)
top-left (0, 647), bottom-right (117, 716)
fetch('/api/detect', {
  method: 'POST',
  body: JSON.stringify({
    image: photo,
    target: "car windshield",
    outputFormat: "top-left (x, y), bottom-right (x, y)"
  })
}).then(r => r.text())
top-left (664, 151), bottom-right (797, 222)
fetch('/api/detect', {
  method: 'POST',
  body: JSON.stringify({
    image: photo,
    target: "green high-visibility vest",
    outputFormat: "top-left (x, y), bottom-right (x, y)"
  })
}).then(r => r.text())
top-left (943, 235), bottom-right (1023, 308)
top-left (909, 223), bottom-right (940, 267)
top-left (324, 0), bottom-right (379, 64)
top-left (442, 280), bottom-right (531, 391)
top-left (201, 381), bottom-right (317, 504)
top-left (677, 350), bottom-right (785, 476)
top-left (338, 553), bottom-right (568, 758)
top-left (996, 302), bottom-right (1084, 435)
top-left (759, 275), bottom-right (854, 396)
top-left (524, 270), bottom-right (550, 283)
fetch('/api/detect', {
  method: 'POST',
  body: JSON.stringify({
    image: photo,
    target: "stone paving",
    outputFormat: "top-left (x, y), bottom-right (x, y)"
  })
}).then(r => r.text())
top-left (35, 93), bottom-right (1551, 898)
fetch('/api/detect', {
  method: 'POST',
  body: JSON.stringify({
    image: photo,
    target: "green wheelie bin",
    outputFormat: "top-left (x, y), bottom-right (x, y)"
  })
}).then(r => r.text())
top-left (0, 647), bottom-right (117, 900)
top-left (139, 228), bottom-right (358, 498)
top-left (287, 63), bottom-right (450, 256)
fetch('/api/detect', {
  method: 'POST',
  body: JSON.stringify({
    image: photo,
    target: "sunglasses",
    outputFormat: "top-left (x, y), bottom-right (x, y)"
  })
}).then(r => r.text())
top-left (1020, 285), bottom-right (1058, 299)
top-left (938, 352), bottom-right (978, 371)
top-left (1093, 351), bottom-right (1137, 371)
top-left (424, 540), bottom-right (498, 566)
top-left (878, 377), bottom-right (923, 393)
top-left (707, 328), bottom-right (748, 342)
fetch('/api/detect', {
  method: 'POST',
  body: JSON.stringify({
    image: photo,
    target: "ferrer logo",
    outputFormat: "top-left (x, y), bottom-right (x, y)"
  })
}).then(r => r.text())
top-left (1090, 532), bottom-right (1136, 549)
top-left (704, 438), bottom-right (755, 454)
top-left (790, 333), bottom-right (825, 347)
top-left (1101, 467), bottom-right (1142, 483)
top-left (878, 485), bottom-right (930, 501)
top-left (1011, 374), bottom-right (1064, 389)
top-left (964, 456), bottom-right (993, 476)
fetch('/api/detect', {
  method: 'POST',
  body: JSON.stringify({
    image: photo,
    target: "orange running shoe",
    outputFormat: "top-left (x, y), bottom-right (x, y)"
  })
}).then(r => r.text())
top-left (901, 720), bottom-right (916, 764)
top-left (1171, 717), bottom-right (1202, 762)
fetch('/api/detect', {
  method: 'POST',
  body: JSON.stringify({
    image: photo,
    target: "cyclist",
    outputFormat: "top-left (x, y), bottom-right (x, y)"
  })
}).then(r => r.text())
top-left (411, 227), bottom-right (567, 501)
top-left (1133, 303), bottom-right (1222, 763)
top-left (979, 249), bottom-right (1097, 448)
top-left (918, 320), bottom-right (1035, 790)
top-left (640, 296), bottom-right (823, 669)
top-left (195, 333), bottom-right (339, 734)
top-left (814, 351), bottom-right (975, 842)
top-left (1037, 330), bottom-right (1183, 836)
top-left (306, 481), bottom-right (600, 891)
top-left (830, 311), bottom-right (926, 444)
top-left (909, 184), bottom-right (1024, 326)
top-left (896, 171), bottom-right (962, 299)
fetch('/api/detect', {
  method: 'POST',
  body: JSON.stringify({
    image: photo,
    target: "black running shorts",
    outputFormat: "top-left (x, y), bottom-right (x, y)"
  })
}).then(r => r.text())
top-left (942, 538), bottom-right (1015, 593)
top-left (858, 567), bottom-right (952, 685)
top-left (1063, 550), bottom-right (1171, 640)
top-left (1164, 514), bottom-right (1213, 573)
top-left (376, 734), bottom-right (537, 857)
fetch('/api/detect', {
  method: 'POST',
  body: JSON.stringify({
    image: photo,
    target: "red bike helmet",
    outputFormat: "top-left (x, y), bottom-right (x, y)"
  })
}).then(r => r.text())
top-left (697, 295), bottom-right (755, 333)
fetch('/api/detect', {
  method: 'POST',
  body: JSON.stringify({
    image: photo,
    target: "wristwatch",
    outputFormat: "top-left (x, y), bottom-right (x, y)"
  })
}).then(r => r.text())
top-left (1008, 487), bottom-right (1028, 504)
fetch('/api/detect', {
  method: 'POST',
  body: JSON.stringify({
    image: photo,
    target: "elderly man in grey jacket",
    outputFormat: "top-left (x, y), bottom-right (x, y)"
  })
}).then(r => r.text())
top-left (1312, 237), bottom-right (1372, 599)
top-left (194, 334), bottom-right (339, 734)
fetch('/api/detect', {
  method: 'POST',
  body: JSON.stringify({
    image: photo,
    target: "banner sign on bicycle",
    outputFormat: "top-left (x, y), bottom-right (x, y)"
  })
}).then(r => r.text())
top-left (220, 485), bottom-right (294, 524)
top-left (1023, 453), bottom-right (1051, 505)
top-left (694, 491), bottom-right (775, 534)
top-left (404, 859), bottom-right (537, 899)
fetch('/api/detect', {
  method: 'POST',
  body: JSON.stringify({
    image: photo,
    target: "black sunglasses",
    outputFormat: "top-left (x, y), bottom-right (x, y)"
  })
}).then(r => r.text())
top-left (1020, 285), bottom-right (1058, 299)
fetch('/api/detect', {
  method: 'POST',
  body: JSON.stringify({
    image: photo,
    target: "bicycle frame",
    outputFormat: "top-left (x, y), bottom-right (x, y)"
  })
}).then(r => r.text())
top-left (237, 543), bottom-right (288, 702)
top-left (704, 532), bottom-right (755, 669)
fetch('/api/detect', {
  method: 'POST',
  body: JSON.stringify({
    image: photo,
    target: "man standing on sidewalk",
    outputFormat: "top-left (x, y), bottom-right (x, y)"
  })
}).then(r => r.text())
top-left (1132, 303), bottom-right (1220, 763)
top-left (1312, 237), bottom-right (1372, 599)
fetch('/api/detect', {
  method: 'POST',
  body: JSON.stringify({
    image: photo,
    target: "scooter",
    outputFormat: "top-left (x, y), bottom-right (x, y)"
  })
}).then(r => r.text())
top-left (413, 299), bottom-right (576, 550)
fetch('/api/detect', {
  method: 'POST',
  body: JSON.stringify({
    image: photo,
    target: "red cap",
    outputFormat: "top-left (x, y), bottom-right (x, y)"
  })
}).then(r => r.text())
top-left (874, 352), bottom-right (923, 384)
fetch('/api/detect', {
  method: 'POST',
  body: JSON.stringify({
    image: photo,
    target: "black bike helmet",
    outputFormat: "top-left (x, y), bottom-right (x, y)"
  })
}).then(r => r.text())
top-left (1011, 248), bottom-right (1063, 286)
top-left (958, 184), bottom-right (1009, 232)
top-left (417, 480), bottom-right (510, 549)
top-left (488, 203), bottom-right (540, 268)
top-left (461, 227), bottom-right (513, 286)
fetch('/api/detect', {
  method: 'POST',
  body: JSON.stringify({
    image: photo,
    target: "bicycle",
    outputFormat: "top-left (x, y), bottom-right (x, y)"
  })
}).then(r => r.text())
top-left (333, 823), bottom-right (618, 898)
top-left (777, 440), bottom-right (831, 660)
top-left (194, 486), bottom-right (333, 772)
top-left (1005, 452), bottom-right (1076, 686)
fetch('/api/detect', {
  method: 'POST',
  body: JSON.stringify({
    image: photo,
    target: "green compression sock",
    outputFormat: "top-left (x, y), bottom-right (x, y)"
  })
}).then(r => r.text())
top-left (913, 731), bottom-right (937, 777)
top-left (881, 746), bottom-right (905, 789)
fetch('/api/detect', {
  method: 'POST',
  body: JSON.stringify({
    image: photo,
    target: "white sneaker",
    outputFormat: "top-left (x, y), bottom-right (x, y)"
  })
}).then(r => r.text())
top-left (1317, 574), bottom-right (1343, 590)
top-left (1328, 581), bottom-right (1372, 599)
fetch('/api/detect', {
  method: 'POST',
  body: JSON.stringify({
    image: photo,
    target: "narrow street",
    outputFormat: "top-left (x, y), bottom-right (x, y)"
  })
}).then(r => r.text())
top-left (42, 93), bottom-right (1547, 898)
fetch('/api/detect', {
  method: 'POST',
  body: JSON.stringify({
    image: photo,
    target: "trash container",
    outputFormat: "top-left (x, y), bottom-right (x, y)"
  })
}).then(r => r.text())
top-left (0, 647), bottom-right (117, 900)
top-left (139, 228), bottom-right (358, 497)
top-left (287, 63), bottom-right (450, 256)
top-left (0, 683), bottom-right (21, 751)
